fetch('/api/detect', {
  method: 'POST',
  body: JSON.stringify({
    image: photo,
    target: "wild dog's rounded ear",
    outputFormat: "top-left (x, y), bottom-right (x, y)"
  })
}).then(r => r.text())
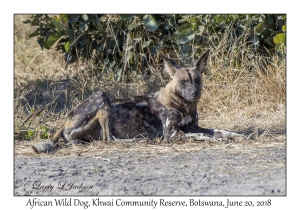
top-left (160, 54), bottom-right (180, 78)
top-left (194, 50), bottom-right (210, 74)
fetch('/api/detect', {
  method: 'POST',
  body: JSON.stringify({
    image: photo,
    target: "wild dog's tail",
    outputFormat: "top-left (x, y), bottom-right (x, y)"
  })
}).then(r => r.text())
top-left (32, 126), bottom-right (64, 153)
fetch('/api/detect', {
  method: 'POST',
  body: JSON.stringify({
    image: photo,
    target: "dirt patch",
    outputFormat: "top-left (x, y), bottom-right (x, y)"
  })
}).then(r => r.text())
top-left (14, 135), bottom-right (286, 195)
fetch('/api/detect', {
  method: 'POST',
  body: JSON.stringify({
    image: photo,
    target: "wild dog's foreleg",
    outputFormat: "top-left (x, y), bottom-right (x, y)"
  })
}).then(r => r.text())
top-left (181, 113), bottom-right (214, 136)
top-left (181, 113), bottom-right (244, 140)
top-left (97, 104), bottom-right (111, 142)
top-left (182, 123), bottom-right (214, 136)
top-left (163, 110), bottom-right (181, 143)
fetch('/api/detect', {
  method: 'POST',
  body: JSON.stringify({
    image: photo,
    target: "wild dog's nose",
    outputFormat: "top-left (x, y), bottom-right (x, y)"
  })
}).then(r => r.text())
top-left (191, 90), bottom-right (199, 96)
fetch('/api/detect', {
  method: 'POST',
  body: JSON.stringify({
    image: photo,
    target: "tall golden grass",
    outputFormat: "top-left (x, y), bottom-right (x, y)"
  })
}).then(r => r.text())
top-left (14, 15), bottom-right (286, 145)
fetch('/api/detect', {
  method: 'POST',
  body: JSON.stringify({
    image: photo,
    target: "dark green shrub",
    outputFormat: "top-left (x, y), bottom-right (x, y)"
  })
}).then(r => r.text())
top-left (24, 14), bottom-right (286, 81)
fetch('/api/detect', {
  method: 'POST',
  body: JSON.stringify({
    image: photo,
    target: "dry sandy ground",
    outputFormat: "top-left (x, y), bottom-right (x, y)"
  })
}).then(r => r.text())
top-left (14, 136), bottom-right (286, 196)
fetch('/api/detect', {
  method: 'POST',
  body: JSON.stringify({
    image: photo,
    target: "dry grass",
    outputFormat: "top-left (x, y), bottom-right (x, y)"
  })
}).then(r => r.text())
top-left (14, 15), bottom-right (286, 157)
top-left (15, 134), bottom-right (286, 158)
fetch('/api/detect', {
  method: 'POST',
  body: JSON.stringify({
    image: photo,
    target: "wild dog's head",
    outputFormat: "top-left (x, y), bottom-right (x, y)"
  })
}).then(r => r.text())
top-left (161, 50), bottom-right (209, 101)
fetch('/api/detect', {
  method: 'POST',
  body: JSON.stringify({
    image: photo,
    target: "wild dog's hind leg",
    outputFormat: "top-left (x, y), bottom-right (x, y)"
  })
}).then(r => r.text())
top-left (96, 104), bottom-right (111, 142)
top-left (67, 104), bottom-right (111, 144)
top-left (67, 116), bottom-right (99, 145)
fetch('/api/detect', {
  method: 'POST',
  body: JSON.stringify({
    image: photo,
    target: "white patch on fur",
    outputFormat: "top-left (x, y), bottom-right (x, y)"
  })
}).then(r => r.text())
top-left (136, 101), bottom-right (148, 107)
top-left (163, 117), bottom-right (170, 135)
top-left (180, 115), bottom-right (193, 126)
top-left (99, 102), bottom-right (104, 108)
top-left (153, 91), bottom-right (159, 98)
top-left (170, 130), bottom-right (177, 138)
top-left (143, 121), bottom-right (150, 127)
top-left (165, 117), bottom-right (170, 128)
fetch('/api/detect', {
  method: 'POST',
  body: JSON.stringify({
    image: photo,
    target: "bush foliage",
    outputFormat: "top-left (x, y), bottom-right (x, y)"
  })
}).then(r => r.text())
top-left (24, 14), bottom-right (286, 81)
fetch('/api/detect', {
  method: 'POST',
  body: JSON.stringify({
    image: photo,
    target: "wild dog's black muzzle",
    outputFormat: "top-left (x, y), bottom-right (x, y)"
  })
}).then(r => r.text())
top-left (191, 89), bottom-right (199, 97)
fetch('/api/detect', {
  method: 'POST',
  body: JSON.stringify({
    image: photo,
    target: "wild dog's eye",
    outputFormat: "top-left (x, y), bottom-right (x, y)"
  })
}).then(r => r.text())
top-left (181, 80), bottom-right (186, 84)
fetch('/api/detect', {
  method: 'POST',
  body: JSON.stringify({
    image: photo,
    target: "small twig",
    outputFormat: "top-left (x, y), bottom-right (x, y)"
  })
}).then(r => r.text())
top-left (20, 94), bottom-right (61, 128)
top-left (112, 138), bottom-right (138, 143)
top-left (38, 120), bottom-right (52, 128)
top-left (206, 65), bottom-right (225, 80)
top-left (111, 136), bottom-right (147, 143)
top-left (38, 117), bottom-right (67, 123)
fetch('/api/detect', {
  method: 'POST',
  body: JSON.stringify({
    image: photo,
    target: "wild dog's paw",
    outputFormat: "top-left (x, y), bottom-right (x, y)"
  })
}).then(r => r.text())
top-left (185, 133), bottom-right (214, 141)
top-left (213, 129), bottom-right (245, 140)
top-left (32, 141), bottom-right (54, 153)
top-left (170, 130), bottom-right (186, 143)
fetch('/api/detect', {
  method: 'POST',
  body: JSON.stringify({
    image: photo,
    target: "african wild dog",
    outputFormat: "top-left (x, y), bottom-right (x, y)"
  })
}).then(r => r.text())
top-left (109, 50), bottom-right (213, 141)
top-left (33, 50), bottom-right (238, 153)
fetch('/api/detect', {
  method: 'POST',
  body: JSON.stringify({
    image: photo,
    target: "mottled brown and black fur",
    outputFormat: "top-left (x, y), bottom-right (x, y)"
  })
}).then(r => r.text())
top-left (51, 91), bottom-right (111, 146)
top-left (32, 50), bottom-right (214, 153)
top-left (103, 50), bottom-right (214, 142)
